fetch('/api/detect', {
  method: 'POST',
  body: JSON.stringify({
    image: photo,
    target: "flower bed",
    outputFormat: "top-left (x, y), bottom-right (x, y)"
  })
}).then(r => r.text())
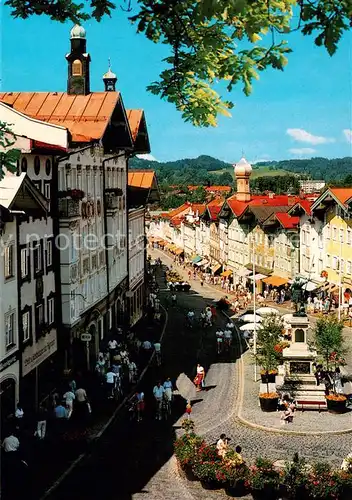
top-left (175, 423), bottom-right (352, 499)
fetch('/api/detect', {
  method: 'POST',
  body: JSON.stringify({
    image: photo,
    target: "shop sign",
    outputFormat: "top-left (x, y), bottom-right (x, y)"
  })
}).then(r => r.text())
top-left (0, 351), bottom-right (19, 373)
top-left (22, 329), bottom-right (57, 376)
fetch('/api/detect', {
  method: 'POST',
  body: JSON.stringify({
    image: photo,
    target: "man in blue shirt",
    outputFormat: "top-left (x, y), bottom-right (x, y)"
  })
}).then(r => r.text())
top-left (153, 382), bottom-right (165, 420)
top-left (54, 403), bottom-right (68, 419)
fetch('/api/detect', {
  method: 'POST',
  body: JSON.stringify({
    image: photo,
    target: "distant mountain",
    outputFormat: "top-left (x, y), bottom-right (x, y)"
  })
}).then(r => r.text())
top-left (130, 154), bottom-right (229, 172)
top-left (129, 155), bottom-right (352, 185)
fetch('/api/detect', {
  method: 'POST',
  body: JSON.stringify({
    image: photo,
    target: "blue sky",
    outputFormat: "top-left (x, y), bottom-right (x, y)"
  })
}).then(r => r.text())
top-left (1, 5), bottom-right (351, 163)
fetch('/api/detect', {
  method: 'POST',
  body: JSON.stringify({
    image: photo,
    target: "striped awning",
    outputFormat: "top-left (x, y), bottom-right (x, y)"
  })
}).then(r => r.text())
top-left (192, 255), bottom-right (202, 264)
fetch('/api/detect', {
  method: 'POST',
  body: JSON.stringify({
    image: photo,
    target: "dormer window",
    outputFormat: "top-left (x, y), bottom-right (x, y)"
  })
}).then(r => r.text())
top-left (72, 59), bottom-right (82, 76)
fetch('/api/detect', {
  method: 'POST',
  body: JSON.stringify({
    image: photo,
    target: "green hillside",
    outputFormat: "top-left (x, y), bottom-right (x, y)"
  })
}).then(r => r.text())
top-left (130, 155), bottom-right (352, 186)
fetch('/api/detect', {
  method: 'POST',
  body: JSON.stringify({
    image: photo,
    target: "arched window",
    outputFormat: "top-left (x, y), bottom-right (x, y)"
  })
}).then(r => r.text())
top-left (21, 157), bottom-right (27, 173)
top-left (34, 156), bottom-right (40, 175)
top-left (45, 159), bottom-right (51, 176)
top-left (295, 328), bottom-right (305, 343)
top-left (72, 59), bottom-right (82, 76)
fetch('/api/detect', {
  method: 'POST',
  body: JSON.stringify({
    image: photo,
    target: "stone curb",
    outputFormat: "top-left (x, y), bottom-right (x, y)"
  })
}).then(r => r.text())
top-left (235, 414), bottom-right (352, 436)
top-left (40, 305), bottom-right (169, 500)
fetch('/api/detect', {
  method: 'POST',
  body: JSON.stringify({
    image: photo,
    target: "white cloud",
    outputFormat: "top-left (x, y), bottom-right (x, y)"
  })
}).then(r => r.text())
top-left (289, 148), bottom-right (316, 155)
top-left (286, 128), bottom-right (335, 145)
top-left (137, 154), bottom-right (158, 162)
top-left (343, 129), bottom-right (352, 144)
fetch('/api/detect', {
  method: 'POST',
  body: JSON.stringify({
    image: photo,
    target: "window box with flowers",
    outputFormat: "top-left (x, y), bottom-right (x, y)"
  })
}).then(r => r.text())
top-left (58, 189), bottom-right (85, 200)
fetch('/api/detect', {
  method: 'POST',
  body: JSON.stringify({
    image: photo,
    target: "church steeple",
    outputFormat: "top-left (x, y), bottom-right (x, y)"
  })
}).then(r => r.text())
top-left (66, 24), bottom-right (91, 95)
top-left (103, 59), bottom-right (117, 92)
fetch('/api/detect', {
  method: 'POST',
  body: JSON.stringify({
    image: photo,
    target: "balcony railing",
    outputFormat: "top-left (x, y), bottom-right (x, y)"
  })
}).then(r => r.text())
top-left (58, 198), bottom-right (80, 218)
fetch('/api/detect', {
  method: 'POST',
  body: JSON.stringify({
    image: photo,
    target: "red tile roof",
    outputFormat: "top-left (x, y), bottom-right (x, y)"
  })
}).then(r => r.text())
top-left (128, 170), bottom-right (155, 189)
top-left (275, 212), bottom-right (300, 229)
top-left (330, 188), bottom-right (352, 205)
top-left (0, 91), bottom-right (120, 143)
top-left (226, 194), bottom-right (299, 217)
top-left (288, 199), bottom-right (312, 216)
top-left (205, 185), bottom-right (231, 193)
top-left (126, 109), bottom-right (143, 141)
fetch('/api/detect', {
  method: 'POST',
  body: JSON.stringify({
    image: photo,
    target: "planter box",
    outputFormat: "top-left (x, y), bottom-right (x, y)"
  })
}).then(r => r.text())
top-left (251, 487), bottom-right (278, 499)
top-left (200, 479), bottom-right (222, 490)
top-left (225, 479), bottom-right (248, 497)
top-left (259, 396), bottom-right (279, 412)
top-left (326, 397), bottom-right (347, 414)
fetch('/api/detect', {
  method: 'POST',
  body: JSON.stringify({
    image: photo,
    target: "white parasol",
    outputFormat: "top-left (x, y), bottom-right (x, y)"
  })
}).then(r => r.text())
top-left (256, 307), bottom-right (280, 316)
top-left (240, 314), bottom-right (263, 323)
top-left (240, 323), bottom-right (261, 331)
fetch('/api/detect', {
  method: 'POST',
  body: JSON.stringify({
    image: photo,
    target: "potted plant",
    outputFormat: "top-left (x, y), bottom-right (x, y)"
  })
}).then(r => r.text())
top-left (192, 442), bottom-right (222, 489)
top-left (281, 453), bottom-right (309, 500)
top-left (256, 315), bottom-right (283, 411)
top-left (246, 457), bottom-right (281, 499)
top-left (312, 316), bottom-right (348, 413)
top-left (192, 461), bottom-right (224, 490)
top-left (174, 432), bottom-right (204, 481)
top-left (223, 449), bottom-right (249, 497)
top-left (338, 470), bottom-right (352, 500)
top-left (305, 462), bottom-right (342, 500)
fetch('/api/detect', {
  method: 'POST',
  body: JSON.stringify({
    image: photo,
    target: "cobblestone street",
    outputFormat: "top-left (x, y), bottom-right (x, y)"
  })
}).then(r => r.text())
top-left (39, 250), bottom-right (351, 500)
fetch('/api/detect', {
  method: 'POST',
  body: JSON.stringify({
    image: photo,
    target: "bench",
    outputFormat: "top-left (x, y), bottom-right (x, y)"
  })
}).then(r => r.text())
top-left (296, 401), bottom-right (326, 412)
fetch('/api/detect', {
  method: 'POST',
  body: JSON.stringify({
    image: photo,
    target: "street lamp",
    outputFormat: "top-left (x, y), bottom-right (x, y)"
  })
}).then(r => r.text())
top-left (252, 235), bottom-right (257, 382)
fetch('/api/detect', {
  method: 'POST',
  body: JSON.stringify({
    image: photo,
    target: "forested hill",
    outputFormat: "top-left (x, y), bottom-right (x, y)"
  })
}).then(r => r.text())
top-left (130, 155), bottom-right (352, 185)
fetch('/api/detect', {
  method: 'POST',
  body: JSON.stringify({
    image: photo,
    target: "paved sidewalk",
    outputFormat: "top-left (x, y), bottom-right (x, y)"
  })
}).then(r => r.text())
top-left (1, 305), bottom-right (166, 499)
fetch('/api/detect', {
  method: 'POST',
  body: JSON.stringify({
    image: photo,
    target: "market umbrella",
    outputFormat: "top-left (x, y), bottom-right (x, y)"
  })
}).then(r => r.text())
top-left (256, 307), bottom-right (280, 316)
top-left (240, 314), bottom-right (263, 323)
top-left (176, 373), bottom-right (197, 401)
top-left (239, 323), bottom-right (261, 331)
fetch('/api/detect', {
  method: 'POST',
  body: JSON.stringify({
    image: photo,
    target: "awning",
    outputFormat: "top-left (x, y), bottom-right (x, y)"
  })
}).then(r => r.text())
top-left (245, 263), bottom-right (273, 276)
top-left (158, 240), bottom-right (167, 246)
top-left (249, 273), bottom-right (267, 281)
top-left (211, 263), bottom-right (222, 274)
top-left (305, 281), bottom-right (320, 292)
top-left (237, 268), bottom-right (252, 277)
top-left (221, 270), bottom-right (232, 278)
top-left (262, 276), bottom-right (288, 287)
top-left (192, 255), bottom-right (202, 264)
top-left (175, 248), bottom-right (184, 255)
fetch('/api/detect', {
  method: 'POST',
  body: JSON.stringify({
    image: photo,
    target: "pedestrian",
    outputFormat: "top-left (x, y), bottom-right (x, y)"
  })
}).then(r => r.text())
top-left (63, 388), bottom-right (76, 418)
top-left (54, 402), bottom-right (68, 420)
top-left (153, 381), bottom-right (165, 420)
top-left (35, 404), bottom-right (48, 440)
top-left (128, 359), bottom-right (137, 384)
top-left (108, 337), bottom-right (118, 360)
top-left (2, 431), bottom-right (20, 453)
top-left (185, 400), bottom-right (192, 419)
top-left (14, 402), bottom-right (24, 431)
top-left (106, 368), bottom-right (117, 399)
top-left (154, 341), bottom-right (161, 366)
top-left (75, 385), bottom-right (89, 420)
top-left (216, 434), bottom-right (230, 458)
top-left (163, 377), bottom-right (173, 401)
top-left (136, 391), bottom-right (145, 422)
